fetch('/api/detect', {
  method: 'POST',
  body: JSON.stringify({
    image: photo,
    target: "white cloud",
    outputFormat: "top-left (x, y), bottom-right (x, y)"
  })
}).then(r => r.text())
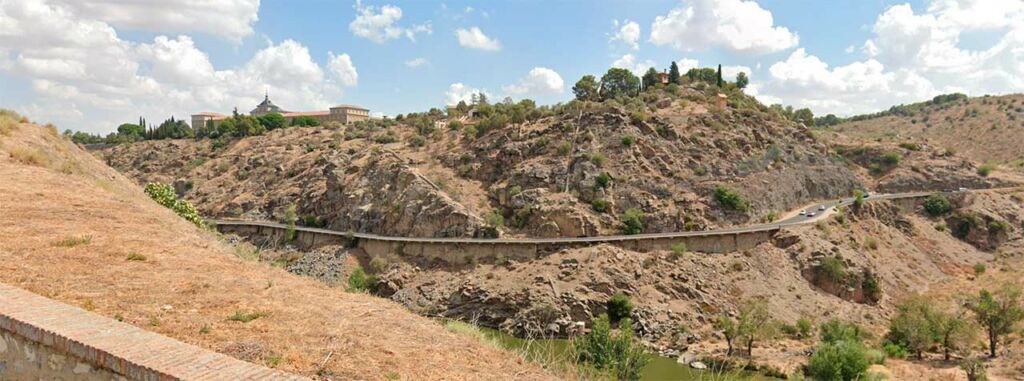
top-left (650, 0), bottom-right (798, 55)
top-left (445, 83), bottom-right (489, 105)
top-left (502, 67), bottom-right (565, 97)
top-left (405, 57), bottom-right (428, 68)
top-left (721, 65), bottom-right (752, 80)
top-left (609, 19), bottom-right (640, 50)
top-left (455, 27), bottom-right (501, 51)
top-left (349, 1), bottom-right (431, 43)
top-left (328, 52), bottom-right (358, 87)
top-left (0, 0), bottom-right (358, 134)
top-left (754, 1), bottom-right (1024, 116)
top-left (675, 58), bottom-right (700, 72)
top-left (48, 0), bottom-right (260, 42)
top-left (612, 54), bottom-right (656, 76)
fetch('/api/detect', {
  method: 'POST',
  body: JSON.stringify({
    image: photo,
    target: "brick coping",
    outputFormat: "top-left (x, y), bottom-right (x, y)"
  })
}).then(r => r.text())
top-left (0, 283), bottom-right (309, 380)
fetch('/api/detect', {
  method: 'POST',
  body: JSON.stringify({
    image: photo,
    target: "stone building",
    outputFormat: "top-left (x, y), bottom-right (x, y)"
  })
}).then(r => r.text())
top-left (192, 93), bottom-right (370, 128)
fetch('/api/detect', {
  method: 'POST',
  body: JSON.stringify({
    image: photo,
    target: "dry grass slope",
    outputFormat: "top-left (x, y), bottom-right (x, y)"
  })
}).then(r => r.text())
top-left (0, 122), bottom-right (552, 380)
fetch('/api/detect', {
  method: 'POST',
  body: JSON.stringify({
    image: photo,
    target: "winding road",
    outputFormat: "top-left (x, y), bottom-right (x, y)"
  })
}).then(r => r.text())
top-left (212, 189), bottom-right (983, 245)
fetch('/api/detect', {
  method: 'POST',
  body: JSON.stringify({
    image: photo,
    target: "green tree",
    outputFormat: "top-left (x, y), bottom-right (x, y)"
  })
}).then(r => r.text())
top-left (738, 298), bottom-right (774, 358)
top-left (291, 115), bottom-right (320, 127)
top-left (792, 108), bottom-right (815, 127)
top-left (887, 295), bottom-right (937, 359)
top-left (714, 313), bottom-right (739, 356)
top-left (620, 208), bottom-right (644, 235)
top-left (573, 315), bottom-right (649, 380)
top-left (668, 61), bottom-right (681, 84)
top-left (573, 75), bottom-right (599, 101)
top-left (607, 293), bottom-right (633, 323)
top-left (716, 64), bottom-right (723, 88)
top-left (923, 194), bottom-right (952, 216)
top-left (257, 112), bottom-right (287, 130)
top-left (600, 68), bottom-right (640, 99)
top-left (806, 340), bottom-right (870, 381)
top-left (735, 72), bottom-right (749, 89)
top-left (641, 67), bottom-right (660, 91)
top-left (714, 185), bottom-right (750, 212)
top-left (932, 309), bottom-right (976, 361)
top-left (116, 123), bottom-right (144, 140)
top-left (968, 284), bottom-right (1024, 358)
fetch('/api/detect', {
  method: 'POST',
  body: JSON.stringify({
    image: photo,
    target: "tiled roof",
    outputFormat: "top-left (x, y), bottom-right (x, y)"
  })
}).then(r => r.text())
top-left (194, 112), bottom-right (226, 117)
top-left (282, 111), bottom-right (330, 117)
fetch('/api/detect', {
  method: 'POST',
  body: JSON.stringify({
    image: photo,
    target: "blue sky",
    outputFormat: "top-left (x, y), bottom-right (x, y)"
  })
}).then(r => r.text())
top-left (2, 0), bottom-right (1022, 134)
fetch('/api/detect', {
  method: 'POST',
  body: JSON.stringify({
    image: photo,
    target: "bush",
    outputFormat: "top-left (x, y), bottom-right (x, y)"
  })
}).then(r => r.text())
top-left (670, 243), bottom-right (687, 256)
top-left (805, 340), bottom-right (870, 381)
top-left (882, 152), bottom-right (902, 165)
top-left (463, 125), bottom-right (478, 139)
top-left (923, 194), bottom-right (952, 216)
top-left (607, 293), bottom-right (633, 323)
top-left (572, 315), bottom-right (649, 380)
top-left (591, 198), bottom-right (609, 213)
top-left (988, 220), bottom-right (1008, 234)
top-left (818, 257), bottom-right (847, 283)
top-left (621, 135), bottom-right (635, 146)
top-left (144, 183), bottom-right (204, 227)
top-left (408, 135), bottom-right (426, 147)
top-left (484, 210), bottom-right (505, 227)
top-left (347, 267), bottom-right (377, 292)
top-left (595, 172), bottom-right (612, 189)
top-left (620, 208), bottom-right (644, 235)
top-left (713, 185), bottom-right (750, 212)
top-left (898, 142), bottom-right (921, 151)
top-left (974, 263), bottom-right (986, 275)
top-left (820, 319), bottom-right (863, 344)
top-left (977, 163), bottom-right (996, 177)
top-left (368, 256), bottom-right (388, 274)
top-left (796, 318), bottom-right (815, 339)
top-left (591, 153), bottom-right (606, 167)
top-left (556, 141), bottom-right (572, 155)
top-left (883, 342), bottom-right (909, 359)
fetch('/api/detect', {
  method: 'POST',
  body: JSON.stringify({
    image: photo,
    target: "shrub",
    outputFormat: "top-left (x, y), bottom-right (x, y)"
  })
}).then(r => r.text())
top-left (347, 267), bottom-right (377, 292)
top-left (670, 243), bottom-right (687, 256)
top-left (408, 135), bottom-right (426, 147)
top-left (820, 319), bottom-right (863, 344)
top-left (818, 257), bottom-right (847, 283)
top-left (448, 120), bottom-right (463, 130)
top-left (805, 340), bottom-right (870, 381)
top-left (8, 147), bottom-right (50, 167)
top-left (882, 152), bottom-right (902, 165)
top-left (974, 263), bottom-right (986, 275)
top-left (368, 256), bottom-right (388, 274)
top-left (572, 315), bottom-right (649, 380)
top-left (619, 208), bottom-right (644, 235)
top-left (144, 183), bottom-right (204, 227)
top-left (713, 185), bottom-right (749, 212)
top-left (862, 271), bottom-right (882, 302)
top-left (883, 342), bottom-right (909, 359)
top-left (796, 318), bottom-right (815, 339)
top-left (283, 205), bottom-right (297, 242)
top-left (463, 125), bottom-right (478, 139)
top-left (864, 237), bottom-right (878, 250)
top-left (556, 141), bottom-right (572, 155)
top-left (227, 310), bottom-right (268, 323)
top-left (629, 111), bottom-right (648, 124)
top-left (54, 235), bottom-right (92, 248)
top-left (590, 153), bottom-right (606, 167)
top-left (923, 194), bottom-right (952, 216)
top-left (988, 220), bottom-right (1008, 234)
top-left (621, 135), bottom-right (635, 146)
top-left (484, 210), bottom-right (505, 227)
top-left (607, 293), bottom-right (633, 323)
top-left (977, 163), bottom-right (996, 177)
top-left (595, 172), bottom-right (612, 188)
top-left (898, 142), bottom-right (921, 151)
top-left (126, 252), bottom-right (147, 261)
top-left (591, 198), bottom-right (609, 213)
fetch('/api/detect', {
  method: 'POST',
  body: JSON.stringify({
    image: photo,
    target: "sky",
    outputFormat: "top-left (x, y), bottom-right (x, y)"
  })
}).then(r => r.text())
top-left (1, 0), bottom-right (1023, 134)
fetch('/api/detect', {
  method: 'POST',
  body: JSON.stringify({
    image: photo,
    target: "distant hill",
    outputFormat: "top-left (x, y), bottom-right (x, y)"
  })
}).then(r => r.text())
top-left (833, 93), bottom-right (1024, 166)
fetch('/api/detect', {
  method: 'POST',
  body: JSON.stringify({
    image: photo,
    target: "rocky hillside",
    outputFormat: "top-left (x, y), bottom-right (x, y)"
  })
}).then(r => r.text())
top-left (99, 85), bottom-right (1000, 239)
top-left (833, 93), bottom-right (1024, 166)
top-left (0, 115), bottom-right (552, 380)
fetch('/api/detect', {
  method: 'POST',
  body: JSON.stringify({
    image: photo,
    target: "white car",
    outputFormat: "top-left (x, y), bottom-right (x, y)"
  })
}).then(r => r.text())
top-left (799, 209), bottom-right (807, 215)
top-left (808, 212), bottom-right (816, 217)
top-left (818, 205), bottom-right (826, 211)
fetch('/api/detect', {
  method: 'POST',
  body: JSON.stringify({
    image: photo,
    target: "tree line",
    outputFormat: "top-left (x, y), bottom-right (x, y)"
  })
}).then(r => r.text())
top-left (66, 109), bottom-right (324, 145)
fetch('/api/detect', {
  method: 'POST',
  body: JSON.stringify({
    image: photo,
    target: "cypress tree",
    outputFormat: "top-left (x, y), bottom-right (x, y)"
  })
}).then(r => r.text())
top-left (716, 64), bottom-right (724, 88)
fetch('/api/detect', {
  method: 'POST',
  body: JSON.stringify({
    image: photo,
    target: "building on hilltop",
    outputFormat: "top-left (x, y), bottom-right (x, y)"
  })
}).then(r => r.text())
top-left (191, 93), bottom-right (370, 128)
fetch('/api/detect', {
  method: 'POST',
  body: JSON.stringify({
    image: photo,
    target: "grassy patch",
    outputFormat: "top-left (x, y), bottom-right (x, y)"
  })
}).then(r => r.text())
top-left (9, 147), bottom-right (51, 167)
top-left (54, 235), bottom-right (92, 248)
top-left (227, 310), bottom-right (268, 323)
top-left (126, 252), bottom-right (147, 261)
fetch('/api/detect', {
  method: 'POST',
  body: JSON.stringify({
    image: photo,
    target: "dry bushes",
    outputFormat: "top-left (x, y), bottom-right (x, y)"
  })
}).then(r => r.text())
top-left (8, 146), bottom-right (51, 167)
top-left (0, 109), bottom-right (24, 136)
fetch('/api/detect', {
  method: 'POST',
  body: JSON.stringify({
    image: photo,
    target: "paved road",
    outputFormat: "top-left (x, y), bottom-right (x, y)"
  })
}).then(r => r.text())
top-left (212, 189), bottom-right (977, 245)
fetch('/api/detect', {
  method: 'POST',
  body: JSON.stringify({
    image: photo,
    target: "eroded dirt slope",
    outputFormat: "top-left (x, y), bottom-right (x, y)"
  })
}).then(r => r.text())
top-left (0, 121), bottom-right (552, 380)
